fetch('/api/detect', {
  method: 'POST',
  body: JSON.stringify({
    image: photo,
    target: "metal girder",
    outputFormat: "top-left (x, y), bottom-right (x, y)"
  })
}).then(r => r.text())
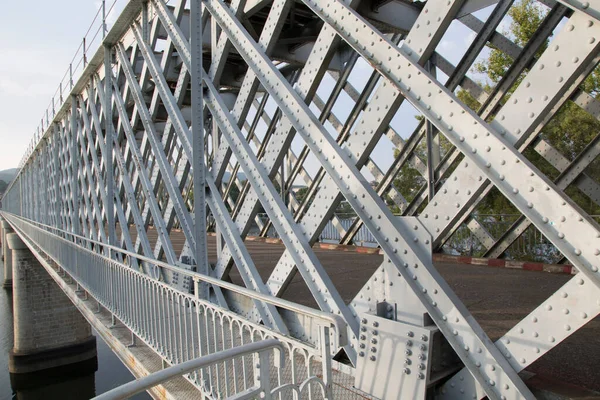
top-left (111, 74), bottom-right (179, 267)
top-left (4, 0), bottom-right (600, 399)
top-left (204, 0), bottom-right (539, 398)
top-left (340, 0), bottom-right (515, 245)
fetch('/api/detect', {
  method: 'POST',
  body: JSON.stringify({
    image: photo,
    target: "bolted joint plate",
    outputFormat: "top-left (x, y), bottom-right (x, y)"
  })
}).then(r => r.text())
top-left (355, 312), bottom-right (436, 400)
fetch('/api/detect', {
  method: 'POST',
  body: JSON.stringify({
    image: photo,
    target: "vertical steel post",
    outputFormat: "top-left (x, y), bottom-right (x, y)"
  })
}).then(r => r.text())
top-left (192, 0), bottom-right (208, 296)
top-left (425, 61), bottom-right (437, 201)
top-left (280, 157), bottom-right (285, 207)
top-left (105, 45), bottom-right (116, 253)
top-left (19, 174), bottom-right (22, 217)
top-left (34, 153), bottom-right (39, 222)
top-left (53, 125), bottom-right (61, 229)
top-left (102, 0), bottom-right (107, 38)
top-left (83, 38), bottom-right (88, 67)
top-left (70, 96), bottom-right (80, 236)
top-left (210, 14), bottom-right (223, 256)
top-left (142, 1), bottom-right (149, 44)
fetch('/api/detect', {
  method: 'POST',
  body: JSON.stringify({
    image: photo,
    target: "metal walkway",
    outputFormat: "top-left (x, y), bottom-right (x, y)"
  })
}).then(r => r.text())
top-left (2, 0), bottom-right (600, 398)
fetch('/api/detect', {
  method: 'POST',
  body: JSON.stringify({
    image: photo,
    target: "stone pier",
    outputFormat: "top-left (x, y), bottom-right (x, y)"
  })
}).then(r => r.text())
top-left (1, 219), bottom-right (13, 289)
top-left (6, 232), bottom-right (97, 384)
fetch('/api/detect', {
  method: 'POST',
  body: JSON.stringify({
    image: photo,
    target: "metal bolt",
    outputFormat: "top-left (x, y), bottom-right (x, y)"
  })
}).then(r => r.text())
top-left (370, 356), bottom-right (376, 361)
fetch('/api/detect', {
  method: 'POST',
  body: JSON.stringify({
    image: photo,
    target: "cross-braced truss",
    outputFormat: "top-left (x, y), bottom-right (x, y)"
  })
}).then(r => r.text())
top-left (3, 0), bottom-right (600, 398)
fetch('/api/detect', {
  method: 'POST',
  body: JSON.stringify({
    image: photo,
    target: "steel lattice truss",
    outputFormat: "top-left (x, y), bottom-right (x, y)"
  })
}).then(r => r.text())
top-left (3, 0), bottom-right (600, 398)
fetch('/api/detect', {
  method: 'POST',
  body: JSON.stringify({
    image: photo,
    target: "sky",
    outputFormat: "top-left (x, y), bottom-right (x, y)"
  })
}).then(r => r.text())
top-left (0, 1), bottom-right (505, 175)
top-left (0, 0), bottom-right (126, 172)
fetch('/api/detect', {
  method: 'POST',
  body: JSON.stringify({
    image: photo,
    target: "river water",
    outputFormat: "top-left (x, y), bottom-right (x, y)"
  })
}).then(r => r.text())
top-left (0, 287), bottom-right (150, 400)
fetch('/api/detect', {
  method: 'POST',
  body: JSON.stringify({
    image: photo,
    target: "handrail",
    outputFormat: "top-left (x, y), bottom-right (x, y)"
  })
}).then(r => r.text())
top-left (0, 212), bottom-right (348, 347)
top-left (92, 339), bottom-right (284, 400)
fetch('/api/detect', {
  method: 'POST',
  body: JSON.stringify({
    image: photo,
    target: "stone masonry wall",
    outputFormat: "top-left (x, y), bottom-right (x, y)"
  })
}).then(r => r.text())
top-left (12, 248), bottom-right (91, 354)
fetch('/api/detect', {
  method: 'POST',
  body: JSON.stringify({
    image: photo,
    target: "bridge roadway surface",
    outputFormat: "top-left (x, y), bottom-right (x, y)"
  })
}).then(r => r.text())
top-left (126, 227), bottom-right (600, 392)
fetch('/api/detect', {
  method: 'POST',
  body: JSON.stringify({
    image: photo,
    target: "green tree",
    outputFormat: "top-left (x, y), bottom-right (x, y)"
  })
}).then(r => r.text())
top-left (389, 124), bottom-right (454, 214)
top-left (0, 180), bottom-right (7, 195)
top-left (455, 0), bottom-right (600, 259)
top-left (294, 186), bottom-right (356, 216)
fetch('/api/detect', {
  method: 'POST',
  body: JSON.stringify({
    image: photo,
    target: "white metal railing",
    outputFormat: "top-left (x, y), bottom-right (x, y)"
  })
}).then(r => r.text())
top-left (93, 339), bottom-right (284, 400)
top-left (3, 212), bottom-right (344, 399)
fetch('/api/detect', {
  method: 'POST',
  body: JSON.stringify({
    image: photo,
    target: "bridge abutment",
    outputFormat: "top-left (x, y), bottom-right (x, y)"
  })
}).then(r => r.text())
top-left (1, 219), bottom-right (13, 289)
top-left (6, 232), bottom-right (97, 380)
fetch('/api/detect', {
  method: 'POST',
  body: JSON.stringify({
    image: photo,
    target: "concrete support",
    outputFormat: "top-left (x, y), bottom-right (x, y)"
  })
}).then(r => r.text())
top-left (1, 219), bottom-right (14, 289)
top-left (6, 232), bottom-right (97, 378)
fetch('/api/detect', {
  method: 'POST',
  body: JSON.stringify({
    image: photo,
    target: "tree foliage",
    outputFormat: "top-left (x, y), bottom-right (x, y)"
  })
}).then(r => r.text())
top-left (456, 0), bottom-right (600, 259)
top-left (393, 0), bottom-right (600, 259)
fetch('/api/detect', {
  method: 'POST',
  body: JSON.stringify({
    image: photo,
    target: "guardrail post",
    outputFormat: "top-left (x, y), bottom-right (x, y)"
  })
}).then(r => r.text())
top-left (320, 325), bottom-right (333, 399)
top-left (254, 349), bottom-right (274, 400)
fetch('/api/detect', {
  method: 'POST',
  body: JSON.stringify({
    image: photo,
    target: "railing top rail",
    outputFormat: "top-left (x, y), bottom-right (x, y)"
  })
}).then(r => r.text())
top-left (92, 339), bottom-right (284, 400)
top-left (1, 212), bottom-right (348, 346)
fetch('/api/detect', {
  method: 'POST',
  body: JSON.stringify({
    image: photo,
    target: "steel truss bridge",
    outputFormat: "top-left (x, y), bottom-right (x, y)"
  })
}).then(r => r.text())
top-left (2, 0), bottom-right (600, 398)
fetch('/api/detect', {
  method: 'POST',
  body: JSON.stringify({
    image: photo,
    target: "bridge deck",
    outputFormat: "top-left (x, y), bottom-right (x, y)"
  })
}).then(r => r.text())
top-left (122, 228), bottom-right (600, 393)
